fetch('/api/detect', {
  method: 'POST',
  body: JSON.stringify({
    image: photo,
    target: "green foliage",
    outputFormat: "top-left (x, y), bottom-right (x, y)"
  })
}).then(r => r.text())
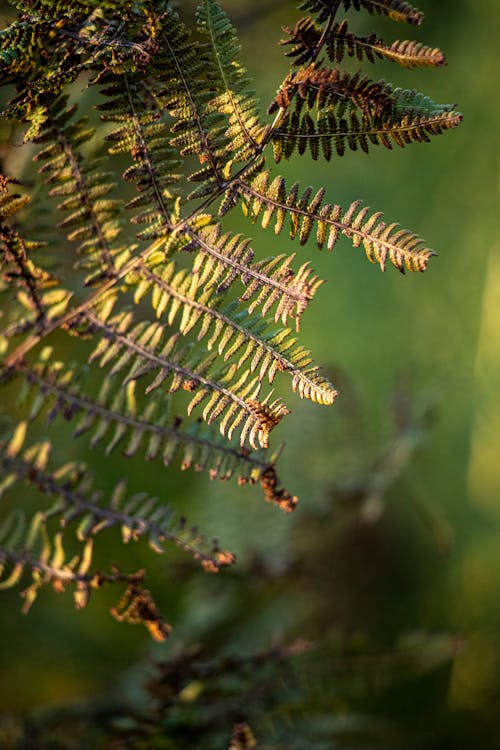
top-left (0, 0), bottom-right (460, 637)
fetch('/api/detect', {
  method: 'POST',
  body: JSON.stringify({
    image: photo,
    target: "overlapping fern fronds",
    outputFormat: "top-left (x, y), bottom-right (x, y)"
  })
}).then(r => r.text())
top-left (0, 0), bottom-right (460, 633)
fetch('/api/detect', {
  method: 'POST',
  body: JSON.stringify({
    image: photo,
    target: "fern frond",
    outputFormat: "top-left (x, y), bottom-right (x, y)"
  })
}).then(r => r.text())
top-left (0, 20), bottom-right (83, 134)
top-left (273, 99), bottom-right (461, 161)
top-left (0, 0), bottom-right (461, 631)
top-left (0, 424), bottom-right (235, 573)
top-left (33, 98), bottom-right (130, 285)
top-left (0, 20), bottom-right (62, 83)
top-left (299, 0), bottom-right (424, 25)
top-left (64, 310), bottom-right (287, 450)
top-left (238, 172), bottom-right (435, 272)
top-left (283, 18), bottom-right (445, 68)
top-left (15, 348), bottom-right (289, 490)
top-left (196, 0), bottom-right (265, 165)
top-left (97, 71), bottom-right (182, 240)
top-left (344, 0), bottom-right (424, 25)
top-left (0, 175), bottom-right (73, 350)
top-left (0, 508), bottom-right (172, 639)
top-left (269, 64), bottom-right (461, 160)
top-left (0, 177), bottom-right (43, 322)
top-left (154, 8), bottom-right (233, 199)
top-left (132, 257), bottom-right (337, 405)
top-left (10, 0), bottom-right (127, 17)
top-left (186, 223), bottom-right (322, 330)
top-left (269, 65), bottom-right (395, 119)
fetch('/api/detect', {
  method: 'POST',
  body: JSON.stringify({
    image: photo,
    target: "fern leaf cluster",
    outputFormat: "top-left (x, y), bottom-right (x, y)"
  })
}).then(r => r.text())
top-left (270, 65), bottom-right (461, 161)
top-left (0, 0), bottom-right (460, 633)
top-left (300, 0), bottom-right (425, 26)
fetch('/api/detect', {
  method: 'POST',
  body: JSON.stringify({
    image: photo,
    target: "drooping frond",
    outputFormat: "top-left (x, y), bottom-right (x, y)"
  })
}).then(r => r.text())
top-left (0, 508), bottom-right (173, 639)
top-left (0, 423), bottom-right (236, 574)
top-left (15, 347), bottom-right (289, 490)
top-left (238, 172), bottom-right (435, 272)
top-left (269, 68), bottom-right (462, 160)
top-left (132, 257), bottom-right (338, 405)
top-left (67, 309), bottom-right (289, 450)
top-left (282, 18), bottom-right (445, 68)
top-left (299, 0), bottom-right (424, 26)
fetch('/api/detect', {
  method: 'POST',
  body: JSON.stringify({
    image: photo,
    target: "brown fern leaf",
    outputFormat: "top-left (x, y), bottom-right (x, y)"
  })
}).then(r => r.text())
top-left (282, 18), bottom-right (445, 68)
top-left (269, 65), bottom-right (394, 118)
top-left (298, 0), bottom-right (424, 25)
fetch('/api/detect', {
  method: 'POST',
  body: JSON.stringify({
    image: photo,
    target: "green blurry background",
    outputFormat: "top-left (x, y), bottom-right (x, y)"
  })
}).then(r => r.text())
top-left (1, 0), bottom-right (499, 745)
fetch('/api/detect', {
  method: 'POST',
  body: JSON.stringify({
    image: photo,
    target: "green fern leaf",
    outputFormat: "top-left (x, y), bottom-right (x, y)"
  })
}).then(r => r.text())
top-left (33, 98), bottom-right (130, 284)
top-left (97, 72), bottom-right (182, 240)
top-left (196, 0), bottom-right (266, 165)
top-left (186, 223), bottom-right (322, 329)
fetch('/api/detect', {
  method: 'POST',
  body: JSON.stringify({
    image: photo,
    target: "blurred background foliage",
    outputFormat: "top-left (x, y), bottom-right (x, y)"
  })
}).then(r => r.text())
top-left (0, 0), bottom-right (499, 747)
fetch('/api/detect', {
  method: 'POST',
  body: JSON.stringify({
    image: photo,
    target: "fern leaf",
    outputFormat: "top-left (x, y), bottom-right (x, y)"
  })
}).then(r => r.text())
top-left (283, 18), bottom-right (445, 68)
top-left (15, 348), bottom-right (290, 490)
top-left (187, 223), bottom-right (322, 330)
top-left (344, 0), bottom-right (424, 25)
top-left (97, 72), bottom-right (182, 240)
top-left (299, 0), bottom-right (424, 25)
top-left (0, 175), bottom-right (73, 352)
top-left (196, 0), bottom-right (265, 165)
top-left (269, 65), bottom-right (395, 119)
top-left (0, 507), bottom-right (172, 638)
top-left (132, 257), bottom-right (337, 405)
top-left (83, 310), bottom-right (289, 449)
top-left (273, 98), bottom-right (461, 161)
top-left (239, 171), bottom-right (435, 272)
top-left (0, 19), bottom-right (85, 135)
top-left (155, 8), bottom-right (233, 198)
top-left (0, 427), bottom-right (235, 573)
top-left (268, 60), bottom-right (462, 160)
top-left (33, 98), bottom-right (130, 284)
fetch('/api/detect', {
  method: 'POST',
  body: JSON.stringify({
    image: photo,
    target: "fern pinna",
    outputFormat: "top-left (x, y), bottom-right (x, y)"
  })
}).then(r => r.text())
top-left (0, 0), bottom-right (461, 636)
